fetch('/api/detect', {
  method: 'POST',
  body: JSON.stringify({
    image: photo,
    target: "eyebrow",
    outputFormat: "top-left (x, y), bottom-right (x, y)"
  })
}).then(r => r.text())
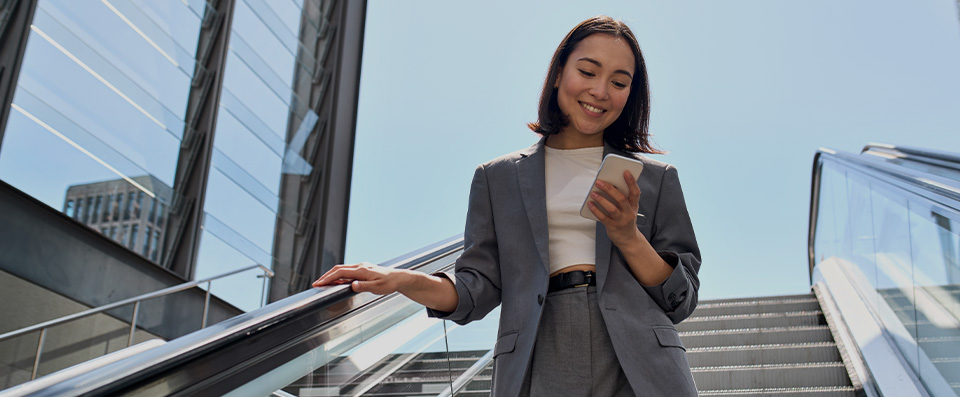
top-left (577, 57), bottom-right (633, 79)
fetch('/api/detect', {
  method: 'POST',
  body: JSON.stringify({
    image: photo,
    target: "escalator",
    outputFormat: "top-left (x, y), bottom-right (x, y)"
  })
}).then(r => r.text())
top-left (3, 143), bottom-right (959, 396)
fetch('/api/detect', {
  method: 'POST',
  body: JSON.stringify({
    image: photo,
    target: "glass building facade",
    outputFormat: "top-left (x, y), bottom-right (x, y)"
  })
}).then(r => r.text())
top-left (0, 0), bottom-right (361, 311)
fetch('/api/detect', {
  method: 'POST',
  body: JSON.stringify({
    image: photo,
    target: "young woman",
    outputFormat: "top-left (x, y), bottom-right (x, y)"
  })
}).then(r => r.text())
top-left (313, 16), bottom-right (701, 396)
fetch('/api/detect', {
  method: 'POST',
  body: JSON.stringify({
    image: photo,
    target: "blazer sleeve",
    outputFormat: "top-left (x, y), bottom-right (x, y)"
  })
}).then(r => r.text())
top-left (426, 164), bottom-right (502, 325)
top-left (640, 164), bottom-right (702, 324)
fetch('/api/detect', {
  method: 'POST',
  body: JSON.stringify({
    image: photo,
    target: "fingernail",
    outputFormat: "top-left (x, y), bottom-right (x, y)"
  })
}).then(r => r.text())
top-left (595, 181), bottom-right (605, 187)
top-left (590, 192), bottom-right (598, 198)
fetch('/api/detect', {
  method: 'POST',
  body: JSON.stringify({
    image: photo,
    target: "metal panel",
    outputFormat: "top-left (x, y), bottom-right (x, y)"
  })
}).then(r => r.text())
top-left (0, 179), bottom-right (243, 340)
top-left (270, 0), bottom-right (366, 302)
top-left (160, 0), bottom-right (236, 279)
top-left (0, 0), bottom-right (37, 149)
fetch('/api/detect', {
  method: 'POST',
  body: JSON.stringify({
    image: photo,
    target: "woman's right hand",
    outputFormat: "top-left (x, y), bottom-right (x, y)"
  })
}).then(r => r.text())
top-left (311, 262), bottom-right (410, 295)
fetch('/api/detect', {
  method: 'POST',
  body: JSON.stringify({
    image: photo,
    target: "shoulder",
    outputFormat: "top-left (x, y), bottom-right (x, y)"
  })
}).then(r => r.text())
top-left (476, 141), bottom-right (540, 171)
top-left (619, 152), bottom-right (676, 179)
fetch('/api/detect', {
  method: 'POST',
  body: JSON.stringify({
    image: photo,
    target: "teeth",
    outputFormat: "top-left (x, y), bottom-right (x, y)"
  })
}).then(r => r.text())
top-left (581, 102), bottom-right (603, 113)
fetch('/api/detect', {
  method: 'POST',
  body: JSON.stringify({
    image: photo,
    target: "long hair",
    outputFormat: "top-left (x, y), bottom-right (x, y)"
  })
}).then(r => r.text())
top-left (528, 16), bottom-right (661, 154)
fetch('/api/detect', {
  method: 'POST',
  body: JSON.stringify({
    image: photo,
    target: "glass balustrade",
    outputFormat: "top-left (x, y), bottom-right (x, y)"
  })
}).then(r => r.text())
top-left (813, 154), bottom-right (960, 396)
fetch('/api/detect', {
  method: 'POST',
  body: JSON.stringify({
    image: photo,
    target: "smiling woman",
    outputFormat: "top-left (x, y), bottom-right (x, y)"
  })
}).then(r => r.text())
top-left (315, 15), bottom-right (701, 396)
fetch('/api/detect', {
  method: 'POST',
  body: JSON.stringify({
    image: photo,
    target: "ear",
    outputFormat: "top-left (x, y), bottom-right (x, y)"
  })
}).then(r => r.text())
top-left (554, 70), bottom-right (562, 88)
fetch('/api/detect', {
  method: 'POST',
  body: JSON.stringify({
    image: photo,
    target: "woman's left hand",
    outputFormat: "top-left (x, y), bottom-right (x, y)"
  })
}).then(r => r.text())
top-left (587, 170), bottom-right (643, 247)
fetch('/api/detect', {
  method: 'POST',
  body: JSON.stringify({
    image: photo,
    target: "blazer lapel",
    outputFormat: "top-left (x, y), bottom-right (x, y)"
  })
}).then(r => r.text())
top-left (516, 139), bottom-right (550, 272)
top-left (595, 143), bottom-right (616, 295)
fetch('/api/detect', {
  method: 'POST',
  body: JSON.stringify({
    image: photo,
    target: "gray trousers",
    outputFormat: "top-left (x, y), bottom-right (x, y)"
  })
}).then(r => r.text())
top-left (520, 286), bottom-right (634, 396)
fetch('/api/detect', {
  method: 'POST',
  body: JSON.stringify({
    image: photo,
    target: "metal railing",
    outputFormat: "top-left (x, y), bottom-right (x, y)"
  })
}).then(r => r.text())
top-left (0, 264), bottom-right (274, 381)
top-left (25, 235), bottom-right (464, 396)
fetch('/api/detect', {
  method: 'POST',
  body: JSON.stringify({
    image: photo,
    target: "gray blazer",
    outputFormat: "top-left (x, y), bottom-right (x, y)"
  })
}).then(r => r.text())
top-left (429, 138), bottom-right (701, 396)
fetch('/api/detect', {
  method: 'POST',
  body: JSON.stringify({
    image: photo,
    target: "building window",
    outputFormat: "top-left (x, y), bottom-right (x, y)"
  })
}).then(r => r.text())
top-left (102, 194), bottom-right (113, 223)
top-left (129, 224), bottom-right (139, 249)
top-left (84, 197), bottom-right (94, 224)
top-left (100, 227), bottom-right (108, 235)
top-left (74, 198), bottom-right (83, 221)
top-left (124, 192), bottom-right (134, 220)
top-left (109, 226), bottom-right (117, 240)
top-left (91, 196), bottom-right (101, 224)
top-left (113, 194), bottom-right (122, 222)
top-left (157, 202), bottom-right (166, 226)
top-left (120, 225), bottom-right (128, 244)
top-left (143, 226), bottom-right (152, 255)
top-left (135, 192), bottom-right (144, 219)
top-left (148, 197), bottom-right (157, 223)
top-left (64, 200), bottom-right (75, 218)
top-left (150, 230), bottom-right (161, 261)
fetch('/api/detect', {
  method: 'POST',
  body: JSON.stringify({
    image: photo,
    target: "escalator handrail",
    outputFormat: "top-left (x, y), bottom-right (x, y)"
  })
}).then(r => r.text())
top-left (24, 235), bottom-right (465, 396)
top-left (807, 145), bottom-right (960, 281)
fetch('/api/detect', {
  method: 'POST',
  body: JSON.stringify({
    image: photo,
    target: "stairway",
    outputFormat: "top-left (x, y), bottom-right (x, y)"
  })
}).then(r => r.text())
top-left (683, 293), bottom-right (859, 396)
top-left (289, 293), bottom-right (860, 396)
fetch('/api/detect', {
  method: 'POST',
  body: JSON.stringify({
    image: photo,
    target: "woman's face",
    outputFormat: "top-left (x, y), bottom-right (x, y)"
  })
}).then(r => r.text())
top-left (554, 34), bottom-right (635, 144)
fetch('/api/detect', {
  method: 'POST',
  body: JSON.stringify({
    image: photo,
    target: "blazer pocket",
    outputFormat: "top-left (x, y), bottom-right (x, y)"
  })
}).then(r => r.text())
top-left (636, 213), bottom-right (648, 227)
top-left (493, 331), bottom-right (519, 357)
top-left (652, 326), bottom-right (685, 351)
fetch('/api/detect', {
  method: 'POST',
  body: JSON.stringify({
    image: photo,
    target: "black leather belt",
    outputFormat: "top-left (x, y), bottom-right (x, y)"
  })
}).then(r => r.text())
top-left (548, 270), bottom-right (596, 293)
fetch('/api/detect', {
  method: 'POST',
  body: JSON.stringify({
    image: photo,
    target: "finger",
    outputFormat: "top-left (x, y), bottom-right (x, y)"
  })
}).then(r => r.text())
top-left (314, 263), bottom-right (366, 284)
top-left (587, 200), bottom-right (611, 222)
top-left (595, 180), bottom-right (627, 207)
top-left (315, 266), bottom-right (367, 286)
top-left (590, 191), bottom-right (621, 217)
top-left (623, 171), bottom-right (641, 202)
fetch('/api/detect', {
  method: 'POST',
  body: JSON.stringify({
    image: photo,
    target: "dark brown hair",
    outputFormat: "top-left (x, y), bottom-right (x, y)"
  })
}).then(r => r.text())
top-left (528, 16), bottom-right (661, 154)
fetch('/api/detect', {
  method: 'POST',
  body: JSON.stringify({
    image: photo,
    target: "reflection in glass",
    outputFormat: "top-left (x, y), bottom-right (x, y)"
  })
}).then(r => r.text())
top-left (813, 157), bottom-right (960, 396)
top-left (76, 197), bottom-right (85, 222)
top-left (113, 194), bottom-right (122, 222)
top-left (0, 0), bottom-right (202, 268)
top-left (103, 194), bottom-right (112, 223)
top-left (92, 196), bottom-right (100, 224)
top-left (143, 226), bottom-right (152, 255)
top-left (135, 191), bottom-right (143, 219)
top-left (130, 224), bottom-right (139, 249)
top-left (124, 192), bottom-right (133, 220)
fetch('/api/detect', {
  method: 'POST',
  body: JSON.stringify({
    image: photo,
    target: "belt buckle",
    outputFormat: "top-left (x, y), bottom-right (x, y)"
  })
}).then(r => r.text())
top-left (573, 283), bottom-right (589, 288)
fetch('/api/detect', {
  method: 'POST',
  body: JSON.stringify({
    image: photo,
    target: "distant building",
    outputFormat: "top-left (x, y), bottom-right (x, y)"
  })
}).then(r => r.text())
top-left (63, 176), bottom-right (172, 263)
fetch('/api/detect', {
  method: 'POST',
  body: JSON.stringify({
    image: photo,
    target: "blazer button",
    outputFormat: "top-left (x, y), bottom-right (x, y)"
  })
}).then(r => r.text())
top-left (537, 294), bottom-right (544, 305)
top-left (668, 292), bottom-right (676, 302)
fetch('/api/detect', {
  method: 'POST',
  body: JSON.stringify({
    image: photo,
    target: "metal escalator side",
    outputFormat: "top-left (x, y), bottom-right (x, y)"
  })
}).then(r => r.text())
top-left (9, 235), bottom-right (502, 396)
top-left (809, 144), bottom-right (960, 397)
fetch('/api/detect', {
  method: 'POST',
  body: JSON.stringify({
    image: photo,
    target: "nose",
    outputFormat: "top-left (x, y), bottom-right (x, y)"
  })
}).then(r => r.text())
top-left (589, 81), bottom-right (609, 100)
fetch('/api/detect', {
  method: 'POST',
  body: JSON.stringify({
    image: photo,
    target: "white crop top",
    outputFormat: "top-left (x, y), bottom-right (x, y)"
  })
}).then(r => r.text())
top-left (544, 145), bottom-right (603, 275)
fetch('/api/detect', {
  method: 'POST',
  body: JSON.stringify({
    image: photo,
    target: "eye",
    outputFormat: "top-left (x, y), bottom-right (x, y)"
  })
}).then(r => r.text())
top-left (578, 69), bottom-right (595, 77)
top-left (612, 81), bottom-right (628, 89)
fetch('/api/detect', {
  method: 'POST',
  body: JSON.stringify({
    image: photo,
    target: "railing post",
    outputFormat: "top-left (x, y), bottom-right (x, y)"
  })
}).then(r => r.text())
top-left (128, 301), bottom-right (141, 347)
top-left (260, 270), bottom-right (268, 308)
top-left (201, 280), bottom-right (211, 328)
top-left (31, 328), bottom-right (47, 380)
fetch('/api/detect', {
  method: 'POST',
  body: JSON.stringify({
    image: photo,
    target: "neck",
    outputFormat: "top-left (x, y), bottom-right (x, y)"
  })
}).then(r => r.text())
top-left (545, 132), bottom-right (604, 150)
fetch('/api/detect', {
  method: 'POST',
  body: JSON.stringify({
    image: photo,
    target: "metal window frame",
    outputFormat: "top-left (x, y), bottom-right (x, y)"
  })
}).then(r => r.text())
top-left (0, 0), bottom-right (38, 147)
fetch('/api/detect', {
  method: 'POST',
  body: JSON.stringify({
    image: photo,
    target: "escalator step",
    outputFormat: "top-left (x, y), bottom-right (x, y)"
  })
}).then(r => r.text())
top-left (691, 298), bottom-right (820, 317)
top-left (692, 362), bottom-right (851, 390)
top-left (697, 386), bottom-right (858, 396)
top-left (680, 326), bottom-right (833, 348)
top-left (677, 311), bottom-right (825, 332)
top-left (686, 342), bottom-right (841, 366)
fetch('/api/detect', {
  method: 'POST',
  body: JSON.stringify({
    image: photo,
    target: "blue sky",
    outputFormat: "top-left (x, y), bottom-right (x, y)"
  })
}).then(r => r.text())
top-left (345, 0), bottom-right (960, 300)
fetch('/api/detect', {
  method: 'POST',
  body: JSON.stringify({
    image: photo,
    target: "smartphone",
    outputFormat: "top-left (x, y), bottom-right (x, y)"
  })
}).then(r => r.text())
top-left (580, 154), bottom-right (644, 221)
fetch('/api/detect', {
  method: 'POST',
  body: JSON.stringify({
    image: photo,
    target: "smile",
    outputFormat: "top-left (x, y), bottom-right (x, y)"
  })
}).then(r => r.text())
top-left (580, 102), bottom-right (605, 114)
